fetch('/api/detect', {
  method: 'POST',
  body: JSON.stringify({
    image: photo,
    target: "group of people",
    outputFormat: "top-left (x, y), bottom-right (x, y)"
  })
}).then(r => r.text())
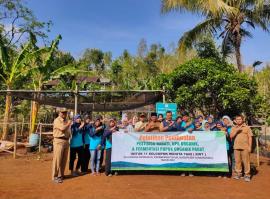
top-left (51, 108), bottom-right (253, 183)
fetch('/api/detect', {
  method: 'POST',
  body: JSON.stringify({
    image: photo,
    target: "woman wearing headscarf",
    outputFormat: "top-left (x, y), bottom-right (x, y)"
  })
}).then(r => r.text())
top-left (80, 115), bottom-right (92, 173)
top-left (194, 119), bottom-right (203, 131)
top-left (203, 121), bottom-right (211, 132)
top-left (69, 114), bottom-right (84, 176)
top-left (89, 117), bottom-right (105, 175)
top-left (222, 115), bottom-right (234, 177)
top-left (174, 116), bottom-right (186, 131)
top-left (102, 118), bottom-right (119, 176)
top-left (206, 115), bottom-right (216, 130)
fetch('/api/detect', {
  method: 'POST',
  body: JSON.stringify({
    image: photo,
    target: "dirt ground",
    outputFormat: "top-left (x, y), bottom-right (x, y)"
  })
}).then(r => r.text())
top-left (0, 153), bottom-right (269, 199)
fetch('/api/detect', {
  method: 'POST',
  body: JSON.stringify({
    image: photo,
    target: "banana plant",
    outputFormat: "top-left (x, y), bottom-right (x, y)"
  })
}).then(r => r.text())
top-left (0, 32), bottom-right (37, 140)
top-left (26, 35), bottom-right (92, 135)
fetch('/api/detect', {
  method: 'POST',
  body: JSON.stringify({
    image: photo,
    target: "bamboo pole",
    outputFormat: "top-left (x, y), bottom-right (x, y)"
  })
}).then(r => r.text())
top-left (38, 123), bottom-right (42, 153)
top-left (15, 123), bottom-right (18, 138)
top-left (74, 85), bottom-right (78, 115)
top-left (256, 136), bottom-right (260, 167)
top-left (13, 125), bottom-right (17, 159)
top-left (20, 118), bottom-right (24, 136)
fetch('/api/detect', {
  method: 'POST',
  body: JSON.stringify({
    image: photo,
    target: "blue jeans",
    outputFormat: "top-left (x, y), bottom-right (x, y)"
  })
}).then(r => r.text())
top-left (90, 149), bottom-right (101, 173)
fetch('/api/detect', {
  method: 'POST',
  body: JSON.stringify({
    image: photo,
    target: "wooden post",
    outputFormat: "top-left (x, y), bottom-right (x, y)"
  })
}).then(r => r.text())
top-left (38, 124), bottom-right (42, 153)
top-left (21, 118), bottom-right (24, 136)
top-left (13, 125), bottom-right (17, 159)
top-left (74, 85), bottom-right (78, 115)
top-left (162, 86), bottom-right (166, 103)
top-left (256, 136), bottom-right (260, 167)
top-left (15, 123), bottom-right (18, 138)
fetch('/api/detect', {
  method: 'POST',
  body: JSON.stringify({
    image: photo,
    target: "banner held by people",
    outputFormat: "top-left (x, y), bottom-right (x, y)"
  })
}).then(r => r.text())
top-left (111, 131), bottom-right (229, 172)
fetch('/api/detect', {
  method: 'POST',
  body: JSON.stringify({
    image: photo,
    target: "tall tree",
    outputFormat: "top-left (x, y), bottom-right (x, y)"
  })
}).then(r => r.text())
top-left (161, 0), bottom-right (270, 72)
top-left (154, 58), bottom-right (259, 117)
top-left (0, 0), bottom-right (51, 46)
top-left (80, 48), bottom-right (108, 75)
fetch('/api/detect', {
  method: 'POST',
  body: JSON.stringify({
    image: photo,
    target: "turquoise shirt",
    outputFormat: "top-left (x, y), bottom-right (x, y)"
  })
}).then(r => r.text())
top-left (89, 126), bottom-right (104, 150)
top-left (70, 123), bottom-right (83, 148)
top-left (89, 135), bottom-right (102, 150)
top-left (105, 138), bottom-right (112, 149)
top-left (181, 121), bottom-right (195, 131)
top-left (226, 126), bottom-right (232, 150)
top-left (83, 124), bottom-right (92, 145)
top-left (84, 133), bottom-right (90, 145)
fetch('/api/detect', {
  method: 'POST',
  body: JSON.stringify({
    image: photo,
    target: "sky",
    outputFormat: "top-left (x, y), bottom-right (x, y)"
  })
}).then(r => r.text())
top-left (27, 0), bottom-right (270, 68)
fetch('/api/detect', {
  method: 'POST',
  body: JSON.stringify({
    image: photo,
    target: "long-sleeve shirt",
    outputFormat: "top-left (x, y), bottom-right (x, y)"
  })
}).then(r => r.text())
top-left (174, 122), bottom-right (186, 131)
top-left (101, 129), bottom-right (113, 149)
top-left (83, 123), bottom-right (92, 145)
top-left (181, 121), bottom-right (195, 131)
top-left (89, 124), bottom-right (105, 150)
top-left (53, 116), bottom-right (71, 142)
top-left (70, 123), bottom-right (83, 148)
top-left (231, 124), bottom-right (253, 150)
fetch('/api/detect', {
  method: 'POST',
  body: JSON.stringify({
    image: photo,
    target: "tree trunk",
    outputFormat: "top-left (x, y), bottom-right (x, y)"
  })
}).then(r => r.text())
top-left (235, 45), bottom-right (243, 72)
top-left (29, 100), bottom-right (39, 136)
top-left (234, 31), bottom-right (243, 72)
top-left (2, 93), bottom-right (12, 140)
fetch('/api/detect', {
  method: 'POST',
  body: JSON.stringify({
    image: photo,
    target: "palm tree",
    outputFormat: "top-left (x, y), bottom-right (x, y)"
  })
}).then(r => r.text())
top-left (162, 0), bottom-right (270, 72)
top-left (252, 60), bottom-right (263, 76)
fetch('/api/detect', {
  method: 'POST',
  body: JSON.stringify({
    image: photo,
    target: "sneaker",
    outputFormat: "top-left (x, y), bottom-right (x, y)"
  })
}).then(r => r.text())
top-left (233, 175), bottom-right (240, 180)
top-left (59, 176), bottom-right (65, 181)
top-left (107, 174), bottom-right (113, 177)
top-left (53, 177), bottom-right (63, 183)
top-left (114, 172), bottom-right (118, 176)
top-left (188, 173), bottom-right (194, 177)
top-left (57, 178), bottom-right (63, 183)
top-left (90, 172), bottom-right (96, 176)
top-left (244, 176), bottom-right (251, 182)
top-left (180, 173), bottom-right (186, 177)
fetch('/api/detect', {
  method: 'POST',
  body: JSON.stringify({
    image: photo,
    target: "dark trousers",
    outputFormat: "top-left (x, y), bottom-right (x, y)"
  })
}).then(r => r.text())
top-left (100, 148), bottom-right (105, 168)
top-left (227, 149), bottom-right (234, 176)
top-left (76, 144), bottom-right (90, 172)
top-left (105, 148), bottom-right (112, 176)
top-left (83, 144), bottom-right (90, 172)
top-left (69, 146), bottom-right (84, 171)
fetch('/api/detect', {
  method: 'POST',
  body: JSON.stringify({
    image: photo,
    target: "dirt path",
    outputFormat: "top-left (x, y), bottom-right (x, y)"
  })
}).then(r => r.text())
top-left (0, 154), bottom-right (269, 199)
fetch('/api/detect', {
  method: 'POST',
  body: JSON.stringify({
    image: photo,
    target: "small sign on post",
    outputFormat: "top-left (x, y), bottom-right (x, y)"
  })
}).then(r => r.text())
top-left (156, 102), bottom-right (177, 120)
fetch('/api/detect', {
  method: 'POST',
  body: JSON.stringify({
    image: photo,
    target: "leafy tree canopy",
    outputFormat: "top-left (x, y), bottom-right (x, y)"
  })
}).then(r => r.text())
top-left (155, 58), bottom-right (260, 118)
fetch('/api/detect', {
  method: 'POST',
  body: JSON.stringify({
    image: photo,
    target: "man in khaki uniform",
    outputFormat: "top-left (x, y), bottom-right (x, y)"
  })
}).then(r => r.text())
top-left (52, 108), bottom-right (72, 183)
top-left (230, 115), bottom-right (253, 182)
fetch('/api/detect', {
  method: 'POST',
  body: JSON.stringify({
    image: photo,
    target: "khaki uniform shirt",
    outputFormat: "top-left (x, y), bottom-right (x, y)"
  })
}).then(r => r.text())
top-left (134, 121), bottom-right (147, 132)
top-left (145, 121), bottom-right (160, 132)
top-left (231, 124), bottom-right (253, 150)
top-left (53, 116), bottom-right (71, 143)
